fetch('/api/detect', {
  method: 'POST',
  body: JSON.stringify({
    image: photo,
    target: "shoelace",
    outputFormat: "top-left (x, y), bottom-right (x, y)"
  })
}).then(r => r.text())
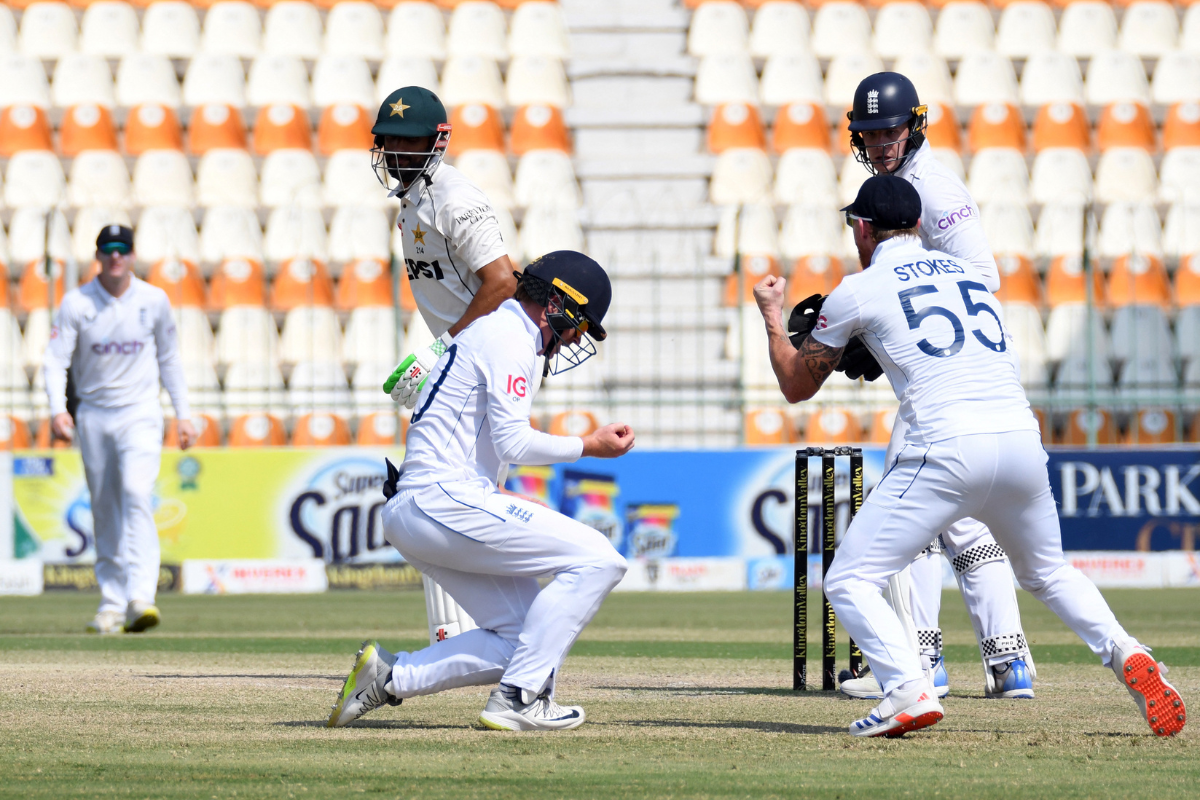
top-left (526, 695), bottom-right (571, 720)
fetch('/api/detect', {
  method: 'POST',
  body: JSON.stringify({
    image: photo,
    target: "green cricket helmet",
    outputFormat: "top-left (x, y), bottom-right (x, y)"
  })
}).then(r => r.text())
top-left (371, 86), bottom-right (452, 192)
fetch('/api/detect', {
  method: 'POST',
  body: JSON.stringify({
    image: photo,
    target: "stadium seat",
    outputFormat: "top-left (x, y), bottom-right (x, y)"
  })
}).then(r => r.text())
top-left (968, 103), bottom-right (1025, 152)
top-left (893, 53), bottom-right (953, 106)
top-left (132, 150), bottom-right (195, 207)
top-left (687, 1), bottom-right (749, 57)
top-left (1031, 103), bottom-right (1090, 152)
top-left (356, 411), bottom-right (403, 446)
top-left (1098, 201), bottom-right (1163, 259)
top-left (325, 210), bottom-right (387, 270)
top-left (289, 361), bottom-right (352, 416)
top-left (519, 204), bottom-right (583, 261)
top-left (188, 104), bottom-right (248, 155)
top-left (262, 2), bottom-right (322, 58)
top-left (1108, 253), bottom-right (1172, 307)
top-left (10, 207), bottom-right (70, 266)
top-left (336, 257), bottom-right (392, 311)
top-left (873, 2), bottom-right (932, 59)
top-left (17, 260), bottom-right (65, 314)
top-left (1046, 256), bottom-right (1105, 307)
top-left (59, 104), bottom-right (118, 157)
top-left (312, 56), bottom-right (375, 110)
top-left (0, 55), bottom-right (50, 109)
top-left (200, 1), bottom-right (261, 58)
top-left (183, 54), bottom-right (247, 108)
top-left (1096, 102), bottom-right (1156, 151)
top-left (1059, 1), bottom-right (1118, 57)
top-left (825, 52), bottom-right (884, 108)
top-left (742, 407), bottom-right (794, 446)
top-left (291, 412), bottom-right (351, 446)
top-left (260, 149), bottom-right (322, 208)
top-left (1030, 148), bottom-right (1093, 204)
top-left (955, 52), bottom-right (1019, 107)
top-left (1111, 304), bottom-right (1173, 369)
top-left (923, 103), bottom-right (961, 152)
top-left (967, 148), bottom-right (1030, 205)
top-left (1057, 408), bottom-right (1117, 445)
top-left (708, 103), bottom-right (765, 154)
top-left (771, 102), bottom-right (829, 153)
top-left (70, 207), bottom-right (130, 263)
top-left (1046, 302), bottom-right (1111, 368)
top-left (317, 104), bottom-right (373, 155)
top-left (0, 105), bottom-right (52, 156)
top-left (780, 205), bottom-right (842, 258)
top-left (136, 206), bottom-right (201, 264)
top-left (1158, 147), bottom-right (1200, 204)
top-left (6, 151), bottom-right (66, 209)
top-left (804, 407), bottom-right (862, 445)
top-left (453, 149), bottom-right (514, 208)
top-left (217, 309), bottom-right (280, 368)
top-left (272, 257), bottom-right (335, 313)
top-left (345, 309), bottom-right (399, 374)
top-left (0, 416), bottom-right (33, 451)
top-left (18, 2), bottom-right (77, 59)
top-left (441, 55), bottom-right (505, 107)
top-left (196, 148), bottom-right (258, 207)
top-left (510, 104), bottom-right (570, 155)
top-left (759, 53), bottom-right (824, 107)
top-left (323, 150), bottom-right (384, 209)
top-left (1121, 408), bottom-right (1177, 445)
top-left (710, 148), bottom-right (773, 206)
top-left (786, 254), bottom-right (843, 301)
top-left (141, 2), bottom-right (199, 58)
top-left (33, 418), bottom-right (72, 450)
top-left (164, 413), bottom-right (222, 448)
top-left (715, 203), bottom-right (779, 261)
top-left (1020, 52), bottom-right (1086, 108)
top-left (264, 207), bottom-right (328, 263)
top-left (1164, 202), bottom-right (1200, 259)
top-left (995, 1), bottom-right (1056, 58)
top-left (985, 204), bottom-right (1035, 259)
top-left (933, 1), bottom-right (993, 59)
top-left (115, 54), bottom-right (181, 109)
top-left (1120, 1), bottom-right (1179, 57)
top-left (246, 55), bottom-right (310, 108)
top-left (67, 150), bottom-right (130, 209)
top-left (548, 410), bottom-right (600, 438)
top-left (227, 413), bottom-right (287, 447)
top-left (749, 1), bottom-right (810, 58)
top-left (509, 1), bottom-right (569, 58)
top-left (1177, 304), bottom-right (1200, 363)
top-left (1086, 51), bottom-right (1151, 106)
top-left (252, 104), bottom-right (312, 155)
top-left (147, 258), bottom-right (206, 307)
top-left (386, 2), bottom-right (447, 60)
top-left (52, 54), bottom-right (115, 109)
top-left (209, 256), bottom-right (266, 308)
top-left (446, 103), bottom-right (504, 155)
top-left (774, 148), bottom-right (837, 207)
top-left (325, 2), bottom-right (384, 59)
top-left (506, 55), bottom-right (570, 108)
top-left (865, 407), bottom-right (897, 445)
top-left (376, 57), bottom-right (441, 105)
top-left (514, 149), bottom-right (579, 209)
top-left (80, 2), bottom-right (138, 58)
top-left (723, 253), bottom-right (781, 306)
top-left (125, 104), bottom-right (184, 155)
top-left (1164, 104), bottom-right (1200, 152)
top-left (1035, 202), bottom-right (1085, 258)
top-left (695, 53), bottom-right (759, 106)
top-left (811, 2), bottom-right (871, 59)
top-left (1000, 302), bottom-right (1049, 387)
top-left (1094, 147), bottom-right (1158, 204)
top-left (447, 1), bottom-right (507, 61)
top-left (0, 6), bottom-right (11, 51)
top-left (1152, 52), bottom-right (1200, 106)
top-left (838, 154), bottom-right (871, 206)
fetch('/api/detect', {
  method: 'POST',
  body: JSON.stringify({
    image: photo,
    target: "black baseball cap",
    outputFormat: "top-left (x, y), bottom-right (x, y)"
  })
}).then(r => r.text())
top-left (96, 224), bottom-right (134, 251)
top-left (841, 174), bottom-right (922, 231)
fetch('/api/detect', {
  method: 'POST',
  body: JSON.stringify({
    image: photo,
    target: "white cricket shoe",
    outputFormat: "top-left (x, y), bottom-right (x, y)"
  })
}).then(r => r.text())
top-left (1111, 638), bottom-right (1186, 737)
top-left (849, 681), bottom-right (944, 738)
top-left (479, 684), bottom-right (586, 731)
top-left (840, 661), bottom-right (950, 700)
top-left (124, 601), bottom-right (161, 633)
top-left (85, 610), bottom-right (125, 635)
top-left (326, 640), bottom-right (403, 728)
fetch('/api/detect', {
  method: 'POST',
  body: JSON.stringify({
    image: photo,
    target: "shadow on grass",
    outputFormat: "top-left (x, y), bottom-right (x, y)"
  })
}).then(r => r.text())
top-left (275, 720), bottom-right (466, 730)
top-left (595, 685), bottom-right (847, 698)
top-left (144, 673), bottom-right (341, 680)
top-left (608, 719), bottom-right (844, 735)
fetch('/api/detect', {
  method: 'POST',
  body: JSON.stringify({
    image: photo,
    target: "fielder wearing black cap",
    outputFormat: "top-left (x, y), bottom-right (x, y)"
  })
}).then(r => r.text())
top-left (841, 174), bottom-right (923, 233)
top-left (96, 224), bottom-right (134, 252)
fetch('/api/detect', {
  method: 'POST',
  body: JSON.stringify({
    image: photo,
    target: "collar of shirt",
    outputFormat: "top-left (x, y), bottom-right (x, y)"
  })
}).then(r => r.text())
top-left (896, 139), bottom-right (929, 181)
top-left (91, 275), bottom-right (139, 305)
top-left (391, 160), bottom-right (444, 200)
top-left (869, 236), bottom-right (924, 268)
top-left (501, 297), bottom-right (545, 354)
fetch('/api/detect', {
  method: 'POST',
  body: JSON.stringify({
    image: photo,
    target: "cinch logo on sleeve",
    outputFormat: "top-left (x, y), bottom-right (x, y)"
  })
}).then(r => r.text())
top-left (816, 314), bottom-right (828, 331)
top-left (91, 340), bottom-right (145, 355)
top-left (505, 375), bottom-right (527, 398)
top-left (937, 204), bottom-right (976, 231)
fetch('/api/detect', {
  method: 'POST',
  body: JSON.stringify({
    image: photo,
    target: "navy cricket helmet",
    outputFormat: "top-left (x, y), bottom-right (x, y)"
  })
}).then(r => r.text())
top-left (847, 72), bottom-right (928, 175)
top-left (517, 251), bottom-right (612, 375)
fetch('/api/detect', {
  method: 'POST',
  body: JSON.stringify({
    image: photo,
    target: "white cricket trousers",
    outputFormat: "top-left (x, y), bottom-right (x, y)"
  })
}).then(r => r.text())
top-left (825, 430), bottom-right (1129, 695)
top-left (381, 479), bottom-right (627, 700)
top-left (75, 400), bottom-right (164, 615)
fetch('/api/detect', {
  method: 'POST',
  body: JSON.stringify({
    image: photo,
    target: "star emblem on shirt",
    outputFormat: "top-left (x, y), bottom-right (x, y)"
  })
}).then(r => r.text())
top-left (412, 223), bottom-right (426, 245)
top-left (390, 99), bottom-right (410, 117)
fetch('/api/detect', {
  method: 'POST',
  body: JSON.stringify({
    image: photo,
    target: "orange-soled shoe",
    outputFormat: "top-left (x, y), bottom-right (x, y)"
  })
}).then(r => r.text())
top-left (1112, 639), bottom-right (1186, 737)
top-left (849, 681), bottom-right (944, 738)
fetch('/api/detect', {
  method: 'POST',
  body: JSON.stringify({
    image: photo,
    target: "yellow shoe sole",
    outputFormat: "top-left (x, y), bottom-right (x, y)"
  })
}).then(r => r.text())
top-left (124, 607), bottom-right (160, 633)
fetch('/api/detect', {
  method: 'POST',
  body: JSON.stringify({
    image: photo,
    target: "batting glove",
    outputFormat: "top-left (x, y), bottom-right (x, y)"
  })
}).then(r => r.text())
top-left (383, 336), bottom-right (450, 409)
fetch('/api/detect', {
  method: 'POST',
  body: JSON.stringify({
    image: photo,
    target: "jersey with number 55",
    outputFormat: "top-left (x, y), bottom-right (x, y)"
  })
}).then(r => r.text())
top-left (811, 237), bottom-right (1038, 447)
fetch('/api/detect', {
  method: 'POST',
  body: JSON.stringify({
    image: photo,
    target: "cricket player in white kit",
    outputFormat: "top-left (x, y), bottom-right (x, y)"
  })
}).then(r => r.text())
top-left (755, 176), bottom-right (1186, 738)
top-left (328, 252), bottom-right (635, 731)
top-left (371, 86), bottom-right (519, 645)
top-left (44, 224), bottom-right (196, 635)
top-left (836, 72), bottom-right (1035, 699)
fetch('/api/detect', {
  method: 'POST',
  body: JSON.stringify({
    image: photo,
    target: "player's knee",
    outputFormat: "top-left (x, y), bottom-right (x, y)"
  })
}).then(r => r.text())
top-left (823, 562), bottom-right (856, 601)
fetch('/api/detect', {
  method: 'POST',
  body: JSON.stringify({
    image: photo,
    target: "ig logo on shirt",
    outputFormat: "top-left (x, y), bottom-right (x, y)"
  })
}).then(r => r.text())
top-left (506, 375), bottom-right (527, 398)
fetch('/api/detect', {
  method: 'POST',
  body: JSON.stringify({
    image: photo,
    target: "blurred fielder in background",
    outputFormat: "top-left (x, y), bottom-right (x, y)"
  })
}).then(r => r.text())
top-left (372, 86), bottom-right (518, 646)
top-left (328, 252), bottom-right (635, 732)
top-left (44, 224), bottom-right (196, 635)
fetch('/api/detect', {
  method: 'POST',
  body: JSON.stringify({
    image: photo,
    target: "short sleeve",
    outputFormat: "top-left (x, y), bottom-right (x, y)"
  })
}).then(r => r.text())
top-left (440, 180), bottom-right (509, 273)
top-left (810, 282), bottom-right (861, 349)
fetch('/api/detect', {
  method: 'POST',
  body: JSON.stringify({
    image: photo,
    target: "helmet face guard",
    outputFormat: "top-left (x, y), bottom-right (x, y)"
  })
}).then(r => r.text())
top-left (849, 106), bottom-right (928, 176)
top-left (518, 270), bottom-right (599, 376)
top-left (371, 123), bottom-right (452, 193)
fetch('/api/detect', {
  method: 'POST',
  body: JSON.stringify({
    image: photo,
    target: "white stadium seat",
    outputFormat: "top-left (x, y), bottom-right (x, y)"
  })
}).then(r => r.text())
top-left (312, 56), bottom-right (374, 110)
top-left (710, 148), bottom-right (773, 205)
top-left (200, 1), bottom-right (261, 58)
top-left (141, 2), bottom-right (200, 59)
top-left (510, 1), bottom-right (570, 59)
top-left (749, 1), bottom-right (811, 59)
top-left (811, 2), bottom-right (872, 59)
top-left (930, 148), bottom-right (965, 181)
top-left (1152, 52), bottom-right (1200, 106)
top-left (873, 3), bottom-right (933, 59)
top-left (345, 311), bottom-right (398, 371)
top-left (967, 148), bottom-right (1030, 205)
top-left (386, 2), bottom-right (446, 61)
top-left (893, 53), bottom-right (953, 106)
top-left (132, 150), bottom-right (195, 208)
top-left (52, 55), bottom-right (115, 109)
top-left (264, 206), bottom-right (328, 262)
top-left (1035, 202), bottom-right (1086, 258)
top-left (183, 54), bottom-right (247, 108)
top-left (0, 55), bottom-right (51, 109)
top-left (325, 2), bottom-right (385, 60)
top-left (1163, 202), bottom-right (1200, 257)
top-left (954, 51), bottom-right (1019, 107)
top-left (1030, 148), bottom-right (1094, 204)
top-left (5, 151), bottom-right (65, 208)
top-left (520, 204), bottom-right (584, 260)
top-left (9, 207), bottom-right (70, 264)
top-left (453, 149), bottom-right (515, 209)
top-left (507, 56), bottom-right (571, 108)
top-left (440, 55), bottom-right (505, 108)
top-left (687, 1), bottom-right (749, 57)
top-left (825, 52), bottom-right (884, 108)
top-left (934, 1), bottom-right (994, 60)
top-left (780, 205), bottom-right (842, 259)
top-left (714, 203), bottom-right (778, 258)
top-left (838, 154), bottom-right (871, 206)
top-left (329, 206), bottom-right (391, 263)
top-left (695, 54), bottom-right (759, 106)
top-left (281, 311), bottom-right (344, 365)
top-left (323, 150), bottom-right (384, 209)
top-left (247, 55), bottom-right (311, 109)
top-left (201, 206), bottom-right (264, 263)
top-left (995, 2), bottom-right (1056, 58)
top-left (1046, 303), bottom-right (1111, 367)
top-left (116, 54), bottom-right (182, 109)
top-left (1185, 6), bottom-right (1200, 55)
top-left (1085, 51), bottom-right (1150, 106)
top-left (71, 207), bottom-right (131, 263)
top-left (1098, 202), bottom-right (1163, 258)
top-left (68, 150), bottom-right (130, 209)
top-left (774, 148), bottom-right (838, 206)
top-left (1001, 302), bottom-right (1049, 388)
top-left (376, 57), bottom-right (441, 104)
top-left (1177, 306), bottom-right (1200, 365)
top-left (135, 205), bottom-right (201, 264)
top-left (514, 149), bottom-right (580, 209)
top-left (447, 1), bottom-right (508, 61)
top-left (982, 204), bottom-right (1034, 257)
top-left (1094, 147), bottom-right (1158, 204)
top-left (289, 361), bottom-right (353, 415)
top-left (18, 2), bottom-right (77, 59)
top-left (1059, 1), bottom-right (1118, 58)
top-left (1020, 52), bottom-right (1085, 107)
top-left (261, 149), bottom-right (322, 208)
top-left (0, 7), bottom-right (16, 54)
top-left (263, 2), bottom-right (322, 59)
top-left (759, 54), bottom-right (824, 107)
top-left (1120, 1), bottom-right (1179, 57)
top-left (1158, 147), bottom-right (1200, 204)
top-left (222, 361), bottom-right (285, 412)
top-left (80, 2), bottom-right (140, 58)
top-left (196, 148), bottom-right (258, 208)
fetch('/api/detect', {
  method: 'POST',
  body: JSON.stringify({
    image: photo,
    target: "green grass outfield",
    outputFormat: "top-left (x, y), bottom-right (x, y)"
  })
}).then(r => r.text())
top-left (0, 589), bottom-right (1197, 799)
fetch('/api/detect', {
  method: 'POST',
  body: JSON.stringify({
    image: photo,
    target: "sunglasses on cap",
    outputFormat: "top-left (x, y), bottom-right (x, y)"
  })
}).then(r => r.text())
top-left (99, 242), bottom-right (132, 255)
top-left (844, 211), bottom-right (872, 228)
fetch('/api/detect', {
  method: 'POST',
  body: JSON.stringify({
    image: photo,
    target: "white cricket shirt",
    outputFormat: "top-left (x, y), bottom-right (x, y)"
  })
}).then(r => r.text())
top-left (397, 162), bottom-right (510, 338)
top-left (895, 141), bottom-right (999, 291)
top-left (397, 299), bottom-right (583, 491)
top-left (812, 237), bottom-right (1038, 446)
top-left (44, 276), bottom-right (191, 419)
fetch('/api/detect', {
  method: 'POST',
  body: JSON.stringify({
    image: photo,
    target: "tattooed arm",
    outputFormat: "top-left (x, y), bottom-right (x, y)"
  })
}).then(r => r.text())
top-left (753, 275), bottom-right (845, 403)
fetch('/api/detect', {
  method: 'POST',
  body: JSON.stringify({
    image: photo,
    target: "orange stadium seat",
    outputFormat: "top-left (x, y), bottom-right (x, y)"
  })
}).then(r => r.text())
top-left (397, 270), bottom-right (418, 312)
top-left (209, 257), bottom-right (267, 309)
top-left (785, 255), bottom-right (844, 304)
top-left (79, 260), bottom-right (100, 286)
top-left (18, 260), bottom-right (65, 313)
top-left (164, 414), bottom-right (223, 448)
top-left (228, 413), bottom-right (288, 447)
top-left (357, 412), bottom-right (406, 446)
top-left (772, 102), bottom-right (830, 153)
top-left (335, 257), bottom-right (392, 309)
top-left (1162, 102), bottom-right (1200, 151)
top-left (924, 102), bottom-right (962, 152)
top-left (994, 254), bottom-right (1043, 306)
top-left (270, 257), bottom-right (335, 311)
top-left (866, 408), bottom-right (897, 445)
top-left (0, 106), bottom-right (53, 157)
top-left (0, 416), bottom-right (32, 451)
top-left (0, 265), bottom-right (10, 306)
top-left (35, 421), bottom-right (72, 450)
top-left (1045, 255), bottom-right (1107, 308)
top-left (1107, 253), bottom-right (1172, 308)
top-left (968, 102), bottom-right (1026, 153)
top-left (253, 104), bottom-right (313, 156)
top-left (510, 104), bottom-right (571, 155)
top-left (124, 104), bottom-right (183, 155)
top-left (1122, 408), bottom-right (1178, 445)
top-left (744, 408), bottom-right (795, 446)
top-left (147, 258), bottom-right (207, 308)
top-left (1057, 408), bottom-right (1117, 445)
top-left (1096, 102), bottom-right (1156, 152)
top-left (1032, 103), bottom-right (1091, 152)
top-left (188, 103), bottom-right (248, 155)
top-left (447, 103), bottom-right (505, 155)
top-left (1177, 254), bottom-right (1200, 306)
top-left (548, 410), bottom-right (600, 438)
top-left (723, 255), bottom-right (781, 306)
top-left (805, 408), bottom-right (863, 445)
top-left (708, 103), bottom-right (766, 154)
top-left (317, 104), bottom-right (374, 156)
top-left (293, 413), bottom-right (352, 446)
top-left (60, 104), bottom-right (119, 157)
